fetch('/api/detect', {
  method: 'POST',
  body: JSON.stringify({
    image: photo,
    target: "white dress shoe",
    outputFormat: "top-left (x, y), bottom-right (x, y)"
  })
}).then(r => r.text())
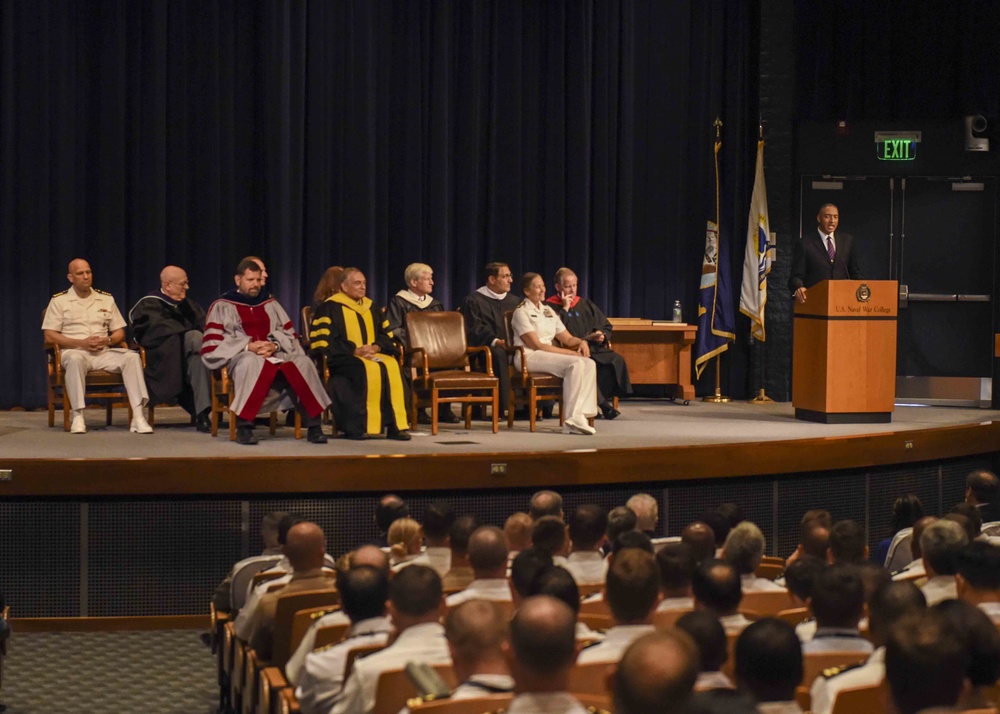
top-left (130, 413), bottom-right (153, 434)
top-left (70, 413), bottom-right (87, 434)
top-left (562, 417), bottom-right (596, 435)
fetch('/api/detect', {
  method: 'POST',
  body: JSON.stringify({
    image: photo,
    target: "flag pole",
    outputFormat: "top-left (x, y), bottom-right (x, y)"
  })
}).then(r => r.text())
top-left (703, 117), bottom-right (731, 404)
top-left (751, 334), bottom-right (773, 403)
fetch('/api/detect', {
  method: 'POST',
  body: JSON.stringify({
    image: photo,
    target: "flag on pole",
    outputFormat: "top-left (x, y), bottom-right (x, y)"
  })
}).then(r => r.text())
top-left (739, 139), bottom-right (772, 341)
top-left (694, 129), bottom-right (736, 380)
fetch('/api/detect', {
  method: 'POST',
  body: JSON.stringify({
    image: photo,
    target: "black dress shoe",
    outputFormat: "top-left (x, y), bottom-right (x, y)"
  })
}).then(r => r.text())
top-left (437, 409), bottom-right (460, 424)
top-left (235, 426), bottom-right (259, 445)
top-left (344, 432), bottom-right (368, 441)
top-left (195, 412), bottom-right (212, 433)
top-left (417, 410), bottom-right (433, 425)
top-left (601, 405), bottom-right (621, 420)
top-left (387, 427), bottom-right (412, 441)
top-left (307, 425), bottom-right (328, 444)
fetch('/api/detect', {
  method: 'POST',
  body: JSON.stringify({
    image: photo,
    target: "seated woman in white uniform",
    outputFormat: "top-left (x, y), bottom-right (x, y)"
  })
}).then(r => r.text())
top-left (511, 273), bottom-right (599, 435)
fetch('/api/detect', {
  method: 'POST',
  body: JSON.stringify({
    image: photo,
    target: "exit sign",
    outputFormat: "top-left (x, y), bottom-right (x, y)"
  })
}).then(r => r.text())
top-left (874, 131), bottom-right (921, 161)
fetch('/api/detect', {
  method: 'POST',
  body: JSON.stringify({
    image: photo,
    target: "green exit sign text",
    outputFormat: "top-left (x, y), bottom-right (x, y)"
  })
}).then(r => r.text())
top-left (874, 131), bottom-right (921, 161)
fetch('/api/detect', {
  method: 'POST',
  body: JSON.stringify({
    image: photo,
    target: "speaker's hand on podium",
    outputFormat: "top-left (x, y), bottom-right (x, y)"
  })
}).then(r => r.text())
top-left (794, 287), bottom-right (807, 304)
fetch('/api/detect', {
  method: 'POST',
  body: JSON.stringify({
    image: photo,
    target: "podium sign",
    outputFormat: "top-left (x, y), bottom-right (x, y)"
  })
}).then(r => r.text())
top-left (793, 280), bottom-right (898, 423)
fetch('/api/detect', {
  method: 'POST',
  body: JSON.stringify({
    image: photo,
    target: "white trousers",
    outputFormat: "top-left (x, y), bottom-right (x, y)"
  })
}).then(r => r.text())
top-left (521, 350), bottom-right (598, 424)
top-left (60, 348), bottom-right (150, 411)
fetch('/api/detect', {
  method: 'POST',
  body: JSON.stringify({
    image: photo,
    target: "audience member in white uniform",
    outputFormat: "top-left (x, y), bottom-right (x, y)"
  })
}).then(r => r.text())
top-left (395, 500), bottom-right (452, 577)
top-left (933, 598), bottom-right (1000, 712)
top-left (656, 543), bottom-right (696, 613)
top-left (372, 494), bottom-right (409, 548)
top-left (680, 521), bottom-right (717, 568)
top-left (722, 522), bottom-right (786, 593)
top-left (604, 506), bottom-right (639, 556)
top-left (388, 517), bottom-right (424, 569)
top-left (883, 609), bottom-right (968, 714)
top-left (626, 493), bottom-right (659, 537)
top-left (286, 545), bottom-right (388, 686)
top-left (810, 580), bottom-right (925, 714)
top-left (675, 610), bottom-right (734, 690)
top-left (734, 618), bottom-right (805, 714)
top-left (528, 490), bottom-right (564, 521)
top-left (577, 549), bottom-right (660, 664)
top-left (892, 515), bottom-right (936, 580)
top-left (531, 515), bottom-right (570, 566)
top-left (509, 548), bottom-right (553, 607)
top-left (331, 565), bottom-right (451, 714)
top-left (956, 540), bottom-right (1000, 623)
top-left (442, 515), bottom-right (480, 592)
top-left (965, 468), bottom-right (1000, 524)
top-left (784, 556), bottom-right (828, 642)
top-left (918, 519), bottom-right (968, 605)
top-left (295, 565), bottom-right (393, 714)
top-left (801, 565), bottom-right (874, 655)
top-left (212, 510), bottom-right (287, 613)
top-left (698, 511), bottom-right (731, 559)
top-left (446, 526), bottom-right (513, 606)
top-left (503, 512), bottom-right (533, 563)
top-left (826, 520), bottom-right (868, 565)
top-left (693, 560), bottom-right (751, 635)
top-left (609, 630), bottom-right (700, 714)
top-left (565, 504), bottom-right (609, 586)
top-left (511, 273), bottom-right (598, 435)
top-left (527, 564), bottom-right (605, 644)
top-left (503, 595), bottom-right (589, 714)
top-left (782, 513), bottom-right (831, 571)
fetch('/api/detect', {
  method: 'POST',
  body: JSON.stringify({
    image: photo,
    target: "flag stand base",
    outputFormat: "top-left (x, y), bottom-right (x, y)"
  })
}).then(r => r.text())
top-left (702, 390), bottom-right (731, 403)
top-left (751, 389), bottom-right (774, 404)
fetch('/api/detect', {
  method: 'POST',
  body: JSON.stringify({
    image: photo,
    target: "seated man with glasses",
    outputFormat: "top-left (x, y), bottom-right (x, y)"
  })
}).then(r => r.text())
top-left (130, 265), bottom-right (213, 432)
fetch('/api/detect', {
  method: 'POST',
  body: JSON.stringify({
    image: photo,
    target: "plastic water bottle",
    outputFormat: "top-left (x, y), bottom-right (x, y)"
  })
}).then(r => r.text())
top-left (672, 300), bottom-right (683, 323)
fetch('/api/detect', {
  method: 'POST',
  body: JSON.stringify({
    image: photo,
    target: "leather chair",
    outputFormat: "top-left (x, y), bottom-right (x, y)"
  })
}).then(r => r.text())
top-left (406, 311), bottom-right (499, 435)
top-left (502, 311), bottom-right (564, 431)
top-left (45, 337), bottom-right (138, 431)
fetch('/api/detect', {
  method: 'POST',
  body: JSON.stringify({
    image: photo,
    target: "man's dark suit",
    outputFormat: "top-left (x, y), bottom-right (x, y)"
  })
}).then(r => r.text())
top-left (789, 230), bottom-right (864, 292)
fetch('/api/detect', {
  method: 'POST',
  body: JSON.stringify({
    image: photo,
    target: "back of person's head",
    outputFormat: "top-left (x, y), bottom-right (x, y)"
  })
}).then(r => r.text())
top-left (889, 494), bottom-right (925, 536)
top-left (422, 500), bottom-right (456, 542)
top-left (811, 565), bottom-right (865, 628)
top-left (531, 515), bottom-right (567, 556)
top-left (284, 522), bottom-right (327, 571)
top-left (801, 509), bottom-right (834, 530)
top-left (716, 503), bottom-right (744, 530)
top-left (967, 469), bottom-right (999, 505)
top-left (828, 520), bottom-right (866, 564)
top-left (910, 516), bottom-right (937, 560)
top-left (675, 610), bottom-right (728, 672)
top-left (278, 513), bottom-right (304, 546)
top-left (510, 547), bottom-right (553, 598)
top-left (933, 598), bottom-right (1000, 689)
top-left (529, 490), bottom-right (563, 520)
top-left (503, 512), bottom-right (533, 553)
top-left (867, 580), bottom-right (926, 645)
top-left (783, 556), bottom-right (826, 604)
top-left (445, 599), bottom-right (509, 668)
top-left (956, 540), bottom-right (1000, 593)
top-left (375, 494), bottom-right (408, 533)
top-left (607, 548), bottom-right (660, 624)
top-left (698, 511), bottom-right (730, 547)
top-left (389, 564), bottom-right (442, 617)
top-left (261, 511), bottom-right (289, 549)
top-left (857, 561), bottom-right (892, 604)
top-left (388, 517), bottom-right (422, 563)
top-left (449, 515), bottom-right (481, 556)
top-left (626, 493), bottom-right (659, 533)
top-left (920, 519), bottom-right (968, 576)
top-left (509, 595), bottom-right (577, 676)
top-left (722, 521), bottom-right (767, 575)
top-left (885, 610), bottom-right (969, 714)
top-left (607, 506), bottom-right (639, 544)
top-left (681, 521), bottom-right (717, 566)
top-left (656, 542), bottom-right (696, 595)
top-left (467, 526), bottom-right (508, 575)
top-left (734, 618), bottom-right (803, 704)
top-left (349, 544), bottom-right (390, 574)
top-left (338, 565), bottom-right (389, 623)
top-left (612, 631), bottom-right (699, 714)
top-left (569, 504), bottom-right (608, 551)
top-left (800, 522), bottom-right (831, 560)
top-left (692, 560), bottom-right (742, 616)
top-left (681, 688), bottom-right (759, 714)
top-left (947, 502), bottom-right (982, 539)
top-left (527, 565), bottom-right (580, 614)
top-left (611, 530), bottom-right (654, 557)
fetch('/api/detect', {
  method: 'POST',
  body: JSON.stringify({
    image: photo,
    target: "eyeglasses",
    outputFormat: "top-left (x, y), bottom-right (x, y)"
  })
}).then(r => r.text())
top-left (170, 281), bottom-right (190, 288)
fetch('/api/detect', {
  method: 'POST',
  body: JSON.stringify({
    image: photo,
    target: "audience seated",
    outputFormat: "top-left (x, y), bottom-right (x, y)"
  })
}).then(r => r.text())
top-left (509, 548), bottom-right (554, 607)
top-left (531, 515), bottom-right (570, 565)
top-left (919, 518), bottom-right (968, 605)
top-left (577, 549), bottom-right (660, 664)
top-left (295, 565), bottom-right (393, 714)
top-left (565, 504), bottom-right (609, 585)
top-left (331, 565), bottom-right (450, 714)
top-left (933, 598), bottom-right (1000, 712)
top-left (626, 494), bottom-right (659, 536)
top-left (675, 610), bottom-right (733, 690)
top-left (605, 506), bottom-right (639, 556)
top-left (609, 630), bottom-right (699, 714)
top-left (655, 543), bottom-right (696, 613)
top-left (440, 600), bottom-right (514, 699)
top-left (692, 560), bottom-right (749, 635)
top-left (734, 618), bottom-right (804, 713)
top-left (698, 511), bottom-right (730, 557)
top-left (810, 580), bottom-right (925, 714)
top-left (529, 490), bottom-right (564, 521)
top-left (955, 540), bottom-right (1000, 623)
top-left (446, 526), bottom-right (512, 606)
top-left (373, 494), bottom-right (409, 548)
top-left (442, 515), bottom-right (481, 591)
top-left (503, 512), bottom-right (533, 558)
top-left (965, 469), bottom-right (1000, 523)
top-left (827, 520), bottom-right (868, 565)
top-left (784, 509), bottom-right (832, 569)
top-left (873, 494), bottom-right (924, 566)
top-left (389, 517), bottom-right (425, 569)
top-left (782, 555), bottom-right (825, 610)
top-left (611, 530), bottom-right (654, 557)
top-left (212, 510), bottom-right (287, 613)
top-left (892, 515), bottom-right (936, 580)
top-left (683, 688), bottom-right (760, 714)
top-left (884, 609), bottom-right (968, 714)
top-left (801, 565), bottom-right (873, 655)
top-left (413, 500), bottom-right (455, 577)
top-left (722, 521), bottom-right (785, 593)
top-left (680, 522), bottom-right (717, 567)
top-left (526, 565), bottom-right (603, 643)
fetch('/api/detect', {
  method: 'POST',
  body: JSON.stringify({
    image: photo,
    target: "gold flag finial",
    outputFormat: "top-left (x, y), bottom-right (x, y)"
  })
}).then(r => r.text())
top-left (713, 117), bottom-right (723, 138)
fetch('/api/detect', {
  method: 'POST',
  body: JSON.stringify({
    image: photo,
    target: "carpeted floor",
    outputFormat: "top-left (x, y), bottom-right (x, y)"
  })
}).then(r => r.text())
top-left (0, 630), bottom-right (216, 714)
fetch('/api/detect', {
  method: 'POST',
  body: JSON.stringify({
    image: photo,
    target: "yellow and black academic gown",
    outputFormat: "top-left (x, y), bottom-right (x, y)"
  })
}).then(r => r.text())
top-left (310, 293), bottom-right (409, 437)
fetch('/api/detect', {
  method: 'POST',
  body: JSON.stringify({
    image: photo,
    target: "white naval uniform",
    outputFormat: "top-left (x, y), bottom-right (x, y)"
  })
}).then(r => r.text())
top-left (445, 578), bottom-right (513, 607)
top-left (511, 300), bottom-right (598, 429)
top-left (286, 609), bottom-right (351, 685)
top-left (575, 624), bottom-right (656, 664)
top-left (809, 647), bottom-right (884, 714)
top-left (740, 573), bottom-right (787, 593)
top-left (505, 692), bottom-right (589, 714)
top-left (42, 288), bottom-right (149, 410)
top-left (565, 551), bottom-right (608, 586)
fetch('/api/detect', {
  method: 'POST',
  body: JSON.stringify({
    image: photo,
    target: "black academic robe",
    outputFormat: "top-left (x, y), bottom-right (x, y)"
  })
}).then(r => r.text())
top-left (385, 292), bottom-right (443, 347)
top-left (545, 295), bottom-right (632, 402)
top-left (310, 293), bottom-right (409, 436)
top-left (461, 290), bottom-right (521, 413)
top-left (129, 292), bottom-right (206, 412)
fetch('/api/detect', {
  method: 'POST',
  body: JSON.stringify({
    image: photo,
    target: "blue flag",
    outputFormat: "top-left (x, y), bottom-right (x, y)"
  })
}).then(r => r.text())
top-left (694, 136), bottom-right (736, 379)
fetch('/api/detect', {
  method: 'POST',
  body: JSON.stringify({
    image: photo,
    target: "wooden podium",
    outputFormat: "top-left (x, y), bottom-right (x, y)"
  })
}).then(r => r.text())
top-left (793, 280), bottom-right (898, 423)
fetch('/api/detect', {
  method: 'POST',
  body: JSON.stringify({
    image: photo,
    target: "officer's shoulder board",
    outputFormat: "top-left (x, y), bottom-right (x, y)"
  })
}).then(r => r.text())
top-left (94, 288), bottom-right (113, 296)
top-left (51, 289), bottom-right (69, 298)
top-left (579, 638), bottom-right (605, 650)
top-left (822, 660), bottom-right (867, 679)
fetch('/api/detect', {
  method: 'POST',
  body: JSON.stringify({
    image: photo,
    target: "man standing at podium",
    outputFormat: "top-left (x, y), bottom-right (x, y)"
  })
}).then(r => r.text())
top-left (790, 203), bottom-right (864, 303)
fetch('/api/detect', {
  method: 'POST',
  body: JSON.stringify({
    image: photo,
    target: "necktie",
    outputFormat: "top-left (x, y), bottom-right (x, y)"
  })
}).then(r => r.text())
top-left (826, 235), bottom-right (836, 263)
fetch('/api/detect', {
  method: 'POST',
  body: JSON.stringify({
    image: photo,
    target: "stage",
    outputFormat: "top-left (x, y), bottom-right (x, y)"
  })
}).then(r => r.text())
top-left (0, 400), bottom-right (998, 496)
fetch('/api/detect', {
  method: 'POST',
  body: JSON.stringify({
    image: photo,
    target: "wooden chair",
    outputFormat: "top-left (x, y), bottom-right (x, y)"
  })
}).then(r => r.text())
top-left (776, 606), bottom-right (810, 627)
top-left (410, 693), bottom-right (514, 713)
top-left (755, 560), bottom-right (785, 580)
top-left (45, 338), bottom-right (138, 430)
top-left (801, 651), bottom-right (868, 692)
top-left (252, 571), bottom-right (288, 590)
top-left (406, 311), bottom-right (500, 435)
top-left (740, 590), bottom-right (795, 618)
top-left (502, 311), bottom-right (564, 431)
top-left (829, 682), bottom-right (883, 714)
top-left (653, 607), bottom-right (692, 628)
top-left (287, 605), bottom-right (342, 666)
top-left (576, 582), bottom-right (604, 598)
top-left (209, 366), bottom-right (301, 440)
top-left (568, 662), bottom-right (615, 696)
top-left (230, 556), bottom-right (284, 612)
top-left (372, 664), bottom-right (457, 714)
top-left (579, 597), bottom-right (611, 617)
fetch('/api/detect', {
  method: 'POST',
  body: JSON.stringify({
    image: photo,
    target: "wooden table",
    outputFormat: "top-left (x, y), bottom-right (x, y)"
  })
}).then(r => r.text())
top-left (610, 323), bottom-right (698, 403)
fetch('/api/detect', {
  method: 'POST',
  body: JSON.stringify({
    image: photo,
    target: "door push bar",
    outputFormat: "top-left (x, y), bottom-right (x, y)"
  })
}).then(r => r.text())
top-left (899, 285), bottom-right (991, 308)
